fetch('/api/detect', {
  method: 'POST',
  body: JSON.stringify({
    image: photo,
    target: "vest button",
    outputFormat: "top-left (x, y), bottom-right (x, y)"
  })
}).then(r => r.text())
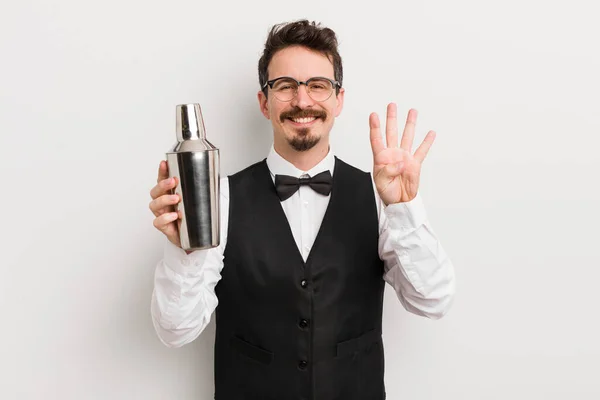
top-left (298, 360), bottom-right (308, 370)
top-left (299, 319), bottom-right (309, 329)
top-left (300, 279), bottom-right (307, 288)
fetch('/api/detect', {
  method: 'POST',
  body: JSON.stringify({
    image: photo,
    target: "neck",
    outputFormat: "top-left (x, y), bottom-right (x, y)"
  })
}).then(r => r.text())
top-left (273, 139), bottom-right (330, 172)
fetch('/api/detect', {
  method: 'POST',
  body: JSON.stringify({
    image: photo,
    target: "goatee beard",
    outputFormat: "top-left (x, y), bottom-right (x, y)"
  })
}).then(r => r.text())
top-left (280, 107), bottom-right (326, 152)
top-left (288, 129), bottom-right (320, 151)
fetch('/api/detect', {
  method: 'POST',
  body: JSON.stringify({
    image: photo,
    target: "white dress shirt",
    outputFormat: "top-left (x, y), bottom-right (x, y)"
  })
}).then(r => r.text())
top-left (151, 145), bottom-right (456, 348)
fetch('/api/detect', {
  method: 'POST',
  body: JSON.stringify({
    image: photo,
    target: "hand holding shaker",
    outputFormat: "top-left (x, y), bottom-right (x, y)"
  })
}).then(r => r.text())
top-left (166, 104), bottom-right (220, 251)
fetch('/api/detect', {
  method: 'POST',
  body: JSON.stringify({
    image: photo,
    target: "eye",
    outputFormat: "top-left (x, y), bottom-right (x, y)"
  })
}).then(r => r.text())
top-left (308, 79), bottom-right (332, 91)
top-left (272, 80), bottom-right (297, 91)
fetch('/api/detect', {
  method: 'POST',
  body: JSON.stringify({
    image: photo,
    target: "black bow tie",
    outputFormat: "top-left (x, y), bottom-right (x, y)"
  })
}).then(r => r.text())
top-left (274, 170), bottom-right (333, 201)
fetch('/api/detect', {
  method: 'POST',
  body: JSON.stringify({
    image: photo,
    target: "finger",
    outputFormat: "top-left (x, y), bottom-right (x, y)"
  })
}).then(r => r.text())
top-left (414, 130), bottom-right (436, 163)
top-left (150, 176), bottom-right (177, 200)
top-left (400, 108), bottom-right (417, 152)
top-left (385, 103), bottom-right (399, 148)
top-left (369, 112), bottom-right (385, 157)
top-left (149, 194), bottom-right (180, 217)
top-left (157, 160), bottom-right (169, 184)
top-left (153, 212), bottom-right (179, 234)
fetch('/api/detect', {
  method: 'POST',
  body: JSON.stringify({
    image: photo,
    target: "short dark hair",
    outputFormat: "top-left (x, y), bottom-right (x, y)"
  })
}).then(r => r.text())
top-left (258, 19), bottom-right (343, 97)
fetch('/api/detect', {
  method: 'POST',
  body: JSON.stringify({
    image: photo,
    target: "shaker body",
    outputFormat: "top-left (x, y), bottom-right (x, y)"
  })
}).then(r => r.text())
top-left (167, 149), bottom-right (220, 250)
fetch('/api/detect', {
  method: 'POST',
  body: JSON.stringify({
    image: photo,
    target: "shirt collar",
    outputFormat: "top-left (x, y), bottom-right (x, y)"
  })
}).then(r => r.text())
top-left (266, 144), bottom-right (335, 180)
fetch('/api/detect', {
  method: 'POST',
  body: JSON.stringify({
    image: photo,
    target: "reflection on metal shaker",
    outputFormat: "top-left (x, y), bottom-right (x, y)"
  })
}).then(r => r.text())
top-left (166, 104), bottom-right (220, 251)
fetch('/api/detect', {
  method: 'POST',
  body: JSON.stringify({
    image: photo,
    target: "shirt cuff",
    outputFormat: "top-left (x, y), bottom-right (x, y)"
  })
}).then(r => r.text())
top-left (383, 192), bottom-right (429, 231)
top-left (163, 239), bottom-right (204, 277)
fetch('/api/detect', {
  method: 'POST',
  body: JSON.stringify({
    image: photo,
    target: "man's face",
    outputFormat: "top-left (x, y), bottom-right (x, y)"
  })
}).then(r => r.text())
top-left (258, 45), bottom-right (345, 152)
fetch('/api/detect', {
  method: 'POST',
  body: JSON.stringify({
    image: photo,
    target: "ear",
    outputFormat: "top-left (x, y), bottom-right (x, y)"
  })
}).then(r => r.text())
top-left (334, 87), bottom-right (345, 117)
top-left (257, 90), bottom-right (270, 120)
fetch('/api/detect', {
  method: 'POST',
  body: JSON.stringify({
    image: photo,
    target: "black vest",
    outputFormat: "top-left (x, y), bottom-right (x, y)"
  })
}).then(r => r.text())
top-left (214, 157), bottom-right (386, 400)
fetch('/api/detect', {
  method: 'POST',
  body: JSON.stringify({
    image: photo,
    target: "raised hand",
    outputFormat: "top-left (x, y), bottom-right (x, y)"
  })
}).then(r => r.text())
top-left (149, 160), bottom-right (182, 247)
top-left (369, 103), bottom-right (436, 205)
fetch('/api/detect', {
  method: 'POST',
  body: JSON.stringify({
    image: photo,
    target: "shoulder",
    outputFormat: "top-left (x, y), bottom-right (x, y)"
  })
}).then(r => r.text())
top-left (334, 156), bottom-right (372, 179)
top-left (217, 160), bottom-right (265, 202)
top-left (227, 159), bottom-right (267, 180)
top-left (334, 155), bottom-right (379, 203)
top-left (224, 158), bottom-right (268, 195)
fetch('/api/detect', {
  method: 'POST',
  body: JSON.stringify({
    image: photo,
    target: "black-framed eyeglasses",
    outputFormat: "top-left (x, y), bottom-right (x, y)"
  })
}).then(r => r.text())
top-left (262, 76), bottom-right (341, 102)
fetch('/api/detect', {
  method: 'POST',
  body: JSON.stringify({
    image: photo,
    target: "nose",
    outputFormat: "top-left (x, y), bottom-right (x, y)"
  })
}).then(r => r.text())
top-left (290, 83), bottom-right (313, 108)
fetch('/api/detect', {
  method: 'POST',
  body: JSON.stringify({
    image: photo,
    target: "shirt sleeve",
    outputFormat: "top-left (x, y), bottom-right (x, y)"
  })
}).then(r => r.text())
top-left (150, 177), bottom-right (229, 347)
top-left (374, 180), bottom-right (456, 319)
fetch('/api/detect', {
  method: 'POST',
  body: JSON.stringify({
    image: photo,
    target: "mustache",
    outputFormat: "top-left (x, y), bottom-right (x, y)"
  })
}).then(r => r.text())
top-left (280, 107), bottom-right (327, 123)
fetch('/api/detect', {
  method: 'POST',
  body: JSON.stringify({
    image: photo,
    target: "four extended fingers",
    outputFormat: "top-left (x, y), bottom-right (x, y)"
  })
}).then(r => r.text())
top-left (371, 104), bottom-right (434, 163)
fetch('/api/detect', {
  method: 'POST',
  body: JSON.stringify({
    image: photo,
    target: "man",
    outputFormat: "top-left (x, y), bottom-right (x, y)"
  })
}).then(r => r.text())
top-left (149, 19), bottom-right (455, 400)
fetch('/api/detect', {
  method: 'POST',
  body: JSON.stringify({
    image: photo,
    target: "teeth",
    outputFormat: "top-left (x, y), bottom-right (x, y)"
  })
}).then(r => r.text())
top-left (291, 117), bottom-right (316, 124)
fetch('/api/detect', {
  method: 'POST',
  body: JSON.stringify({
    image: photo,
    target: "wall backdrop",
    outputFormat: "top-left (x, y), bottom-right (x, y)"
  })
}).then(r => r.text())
top-left (1, 0), bottom-right (598, 398)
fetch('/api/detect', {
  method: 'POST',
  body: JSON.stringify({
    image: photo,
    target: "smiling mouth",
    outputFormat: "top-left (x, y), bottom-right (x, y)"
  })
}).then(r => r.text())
top-left (287, 117), bottom-right (319, 125)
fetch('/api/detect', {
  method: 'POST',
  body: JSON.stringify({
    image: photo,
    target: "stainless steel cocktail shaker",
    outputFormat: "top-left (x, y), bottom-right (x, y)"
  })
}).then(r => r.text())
top-left (166, 104), bottom-right (220, 251)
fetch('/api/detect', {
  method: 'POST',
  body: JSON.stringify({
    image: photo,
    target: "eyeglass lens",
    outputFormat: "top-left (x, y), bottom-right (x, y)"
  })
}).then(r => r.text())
top-left (271, 78), bottom-right (334, 101)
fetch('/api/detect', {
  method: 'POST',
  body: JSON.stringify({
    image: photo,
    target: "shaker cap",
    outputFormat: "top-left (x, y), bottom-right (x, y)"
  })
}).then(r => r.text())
top-left (176, 104), bottom-right (206, 141)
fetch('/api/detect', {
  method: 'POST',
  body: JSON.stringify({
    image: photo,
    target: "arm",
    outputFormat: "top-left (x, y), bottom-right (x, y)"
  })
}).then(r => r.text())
top-left (368, 103), bottom-right (456, 319)
top-left (375, 181), bottom-right (456, 319)
top-left (150, 177), bottom-right (229, 347)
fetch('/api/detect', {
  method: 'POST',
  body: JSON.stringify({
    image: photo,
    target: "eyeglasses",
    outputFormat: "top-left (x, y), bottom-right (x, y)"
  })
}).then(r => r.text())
top-left (262, 76), bottom-right (341, 102)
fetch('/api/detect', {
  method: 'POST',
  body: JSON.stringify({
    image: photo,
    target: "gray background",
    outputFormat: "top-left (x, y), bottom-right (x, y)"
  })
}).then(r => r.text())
top-left (1, 0), bottom-right (598, 398)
